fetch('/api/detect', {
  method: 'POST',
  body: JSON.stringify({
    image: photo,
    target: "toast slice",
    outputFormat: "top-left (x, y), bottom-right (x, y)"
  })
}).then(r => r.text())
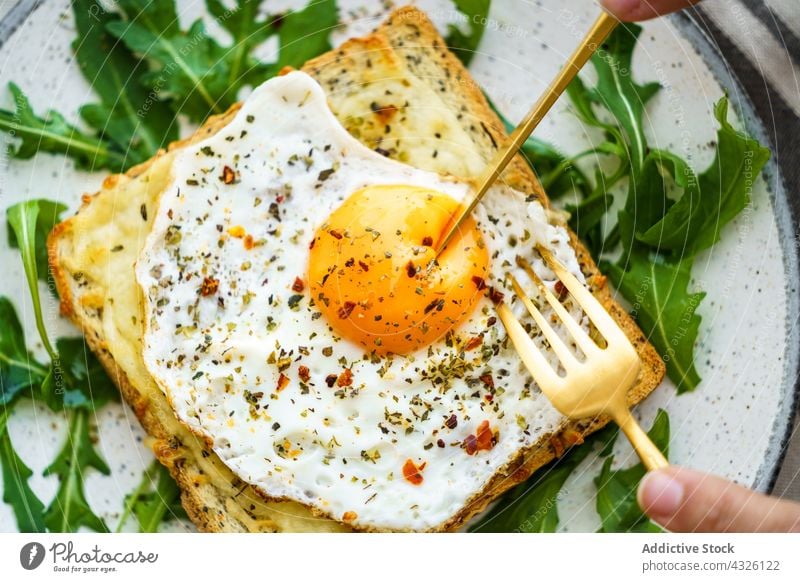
top-left (49, 5), bottom-right (665, 532)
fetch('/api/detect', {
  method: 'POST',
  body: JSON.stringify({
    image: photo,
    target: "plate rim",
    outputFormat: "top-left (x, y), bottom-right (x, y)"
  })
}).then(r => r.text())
top-left (669, 11), bottom-right (800, 494)
top-left (0, 0), bottom-right (797, 500)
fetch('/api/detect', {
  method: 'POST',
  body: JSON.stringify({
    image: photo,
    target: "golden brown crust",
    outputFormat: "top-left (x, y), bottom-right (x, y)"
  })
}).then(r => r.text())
top-left (48, 5), bottom-right (665, 533)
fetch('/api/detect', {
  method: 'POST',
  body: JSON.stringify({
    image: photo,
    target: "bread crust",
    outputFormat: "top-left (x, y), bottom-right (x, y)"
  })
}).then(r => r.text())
top-left (48, 6), bottom-right (665, 532)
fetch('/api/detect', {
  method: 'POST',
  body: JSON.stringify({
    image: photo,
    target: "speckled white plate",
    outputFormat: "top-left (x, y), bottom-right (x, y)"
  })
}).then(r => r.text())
top-left (0, 0), bottom-right (797, 533)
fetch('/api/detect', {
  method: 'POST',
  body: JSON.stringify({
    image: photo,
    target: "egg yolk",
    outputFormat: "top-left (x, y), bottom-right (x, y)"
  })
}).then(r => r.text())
top-left (307, 184), bottom-right (490, 355)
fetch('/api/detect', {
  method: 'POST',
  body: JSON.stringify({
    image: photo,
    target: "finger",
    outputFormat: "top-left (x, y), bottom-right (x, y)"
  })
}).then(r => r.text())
top-left (601, 0), bottom-right (703, 22)
top-left (638, 467), bottom-right (800, 532)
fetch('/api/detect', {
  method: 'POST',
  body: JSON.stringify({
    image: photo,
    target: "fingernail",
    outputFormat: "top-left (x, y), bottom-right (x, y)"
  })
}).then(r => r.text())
top-left (639, 470), bottom-right (684, 516)
top-left (602, 0), bottom-right (641, 18)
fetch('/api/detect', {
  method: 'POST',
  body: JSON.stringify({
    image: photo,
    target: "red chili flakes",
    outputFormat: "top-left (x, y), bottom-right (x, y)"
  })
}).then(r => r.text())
top-left (328, 229), bottom-right (343, 240)
top-left (422, 236), bottom-right (433, 247)
top-left (298, 365), bottom-right (310, 382)
top-left (275, 373), bottom-right (290, 392)
top-left (471, 275), bottom-right (486, 290)
top-left (325, 374), bottom-right (337, 388)
top-left (358, 260), bottom-right (369, 272)
top-left (200, 277), bottom-right (219, 297)
top-left (487, 316), bottom-right (497, 327)
top-left (342, 511), bottom-right (358, 523)
top-left (463, 434), bottom-right (478, 455)
top-left (465, 335), bottom-right (483, 351)
top-left (437, 439), bottom-right (445, 448)
top-left (554, 280), bottom-right (568, 301)
top-left (292, 277), bottom-right (305, 292)
top-left (445, 414), bottom-right (458, 429)
top-left (488, 286), bottom-right (505, 304)
top-left (221, 165), bottom-right (236, 184)
top-left (243, 234), bottom-right (255, 250)
top-left (405, 260), bottom-right (417, 278)
top-left (338, 301), bottom-right (356, 319)
top-left (475, 420), bottom-right (496, 452)
top-left (336, 368), bottom-right (353, 387)
top-left (464, 422), bottom-right (498, 455)
top-left (402, 459), bottom-right (426, 485)
top-left (479, 374), bottom-right (494, 388)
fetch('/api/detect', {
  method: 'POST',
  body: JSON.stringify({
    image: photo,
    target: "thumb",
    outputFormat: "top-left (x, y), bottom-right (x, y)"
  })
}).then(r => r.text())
top-left (601, 0), bottom-right (703, 22)
top-left (638, 466), bottom-right (800, 532)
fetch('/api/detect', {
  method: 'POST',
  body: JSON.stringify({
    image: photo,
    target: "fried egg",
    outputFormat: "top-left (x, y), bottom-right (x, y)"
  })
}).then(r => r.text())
top-left (136, 71), bottom-right (587, 531)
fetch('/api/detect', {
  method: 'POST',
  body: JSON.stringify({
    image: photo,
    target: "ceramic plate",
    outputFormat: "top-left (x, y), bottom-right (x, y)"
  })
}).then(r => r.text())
top-left (0, 0), bottom-right (796, 532)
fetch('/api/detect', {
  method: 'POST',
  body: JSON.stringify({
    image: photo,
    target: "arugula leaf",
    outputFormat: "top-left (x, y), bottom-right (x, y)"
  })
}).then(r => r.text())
top-left (73, 0), bottom-right (178, 166)
top-left (446, 0), bottom-right (491, 66)
top-left (6, 199), bottom-right (116, 533)
top-left (43, 407), bottom-right (110, 532)
top-left (6, 199), bottom-right (67, 290)
top-left (107, 14), bottom-right (231, 122)
top-left (52, 337), bottom-right (119, 411)
top-left (108, 0), bottom-right (337, 122)
top-left (6, 202), bottom-right (58, 363)
top-left (117, 460), bottom-right (186, 532)
top-left (206, 0), bottom-right (276, 87)
top-left (0, 298), bottom-right (48, 406)
top-left (616, 150), bottom-right (684, 255)
top-left (636, 98), bottom-right (771, 255)
top-left (588, 24), bottom-right (660, 174)
top-left (606, 253), bottom-right (705, 392)
top-left (0, 83), bottom-right (126, 171)
top-left (595, 410), bottom-right (669, 532)
top-left (0, 410), bottom-right (46, 533)
top-left (265, 0), bottom-right (338, 75)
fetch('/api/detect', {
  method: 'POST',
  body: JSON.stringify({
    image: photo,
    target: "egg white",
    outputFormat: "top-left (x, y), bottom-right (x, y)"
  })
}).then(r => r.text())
top-left (136, 72), bottom-right (588, 531)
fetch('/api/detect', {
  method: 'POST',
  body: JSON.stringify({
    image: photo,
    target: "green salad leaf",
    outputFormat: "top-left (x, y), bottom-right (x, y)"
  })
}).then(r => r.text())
top-left (0, 83), bottom-right (126, 171)
top-left (266, 0), bottom-right (338, 75)
top-left (606, 253), bottom-right (706, 392)
top-left (6, 201), bottom-right (58, 364)
top-left (446, 0), bottom-right (491, 66)
top-left (107, 12), bottom-right (231, 122)
top-left (206, 0), bottom-right (276, 87)
top-left (43, 407), bottom-right (110, 532)
top-left (53, 337), bottom-right (120, 411)
top-left (588, 27), bottom-right (660, 175)
top-left (73, 0), bottom-right (178, 166)
top-left (595, 410), bottom-right (669, 532)
top-left (6, 199), bottom-right (67, 290)
top-left (636, 98), bottom-right (771, 255)
top-left (117, 460), bottom-right (186, 533)
top-left (5, 199), bottom-right (117, 533)
top-left (0, 297), bottom-right (48, 406)
top-left (0, 410), bottom-right (46, 533)
top-left (108, 0), bottom-right (338, 122)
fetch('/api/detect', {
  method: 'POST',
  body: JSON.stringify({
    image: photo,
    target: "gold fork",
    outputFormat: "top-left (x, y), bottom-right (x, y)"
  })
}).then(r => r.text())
top-left (496, 248), bottom-right (669, 471)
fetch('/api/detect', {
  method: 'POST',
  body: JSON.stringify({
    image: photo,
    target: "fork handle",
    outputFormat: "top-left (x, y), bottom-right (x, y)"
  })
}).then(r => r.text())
top-left (612, 407), bottom-right (669, 471)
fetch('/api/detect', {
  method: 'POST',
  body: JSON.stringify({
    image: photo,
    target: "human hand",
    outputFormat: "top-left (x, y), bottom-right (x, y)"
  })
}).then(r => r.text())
top-left (637, 467), bottom-right (800, 532)
top-left (601, 0), bottom-right (703, 21)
